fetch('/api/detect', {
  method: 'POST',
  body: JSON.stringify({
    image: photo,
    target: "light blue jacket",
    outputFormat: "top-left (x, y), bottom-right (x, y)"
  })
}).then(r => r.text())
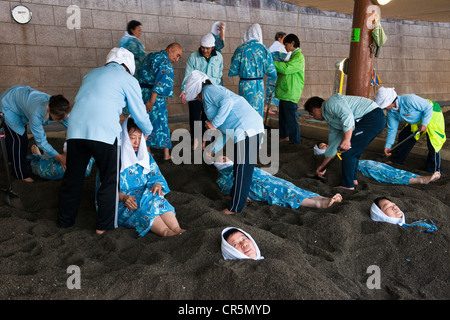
top-left (322, 94), bottom-right (379, 158)
top-left (67, 63), bottom-right (153, 145)
top-left (181, 50), bottom-right (223, 91)
top-left (0, 85), bottom-right (67, 157)
top-left (202, 85), bottom-right (264, 152)
top-left (385, 94), bottom-right (433, 149)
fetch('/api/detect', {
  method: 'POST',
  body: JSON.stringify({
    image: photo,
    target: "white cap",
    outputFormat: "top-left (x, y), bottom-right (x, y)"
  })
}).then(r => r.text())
top-left (370, 202), bottom-right (405, 226)
top-left (221, 227), bottom-right (263, 260)
top-left (375, 87), bottom-right (397, 109)
top-left (184, 70), bottom-right (210, 102)
top-left (201, 33), bottom-right (215, 48)
top-left (106, 47), bottom-right (136, 75)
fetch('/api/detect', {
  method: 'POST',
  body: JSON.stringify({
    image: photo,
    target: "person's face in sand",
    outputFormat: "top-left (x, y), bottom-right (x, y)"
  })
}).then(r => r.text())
top-left (128, 127), bottom-right (142, 152)
top-left (318, 143), bottom-right (328, 150)
top-left (379, 199), bottom-right (402, 219)
top-left (227, 231), bottom-right (257, 259)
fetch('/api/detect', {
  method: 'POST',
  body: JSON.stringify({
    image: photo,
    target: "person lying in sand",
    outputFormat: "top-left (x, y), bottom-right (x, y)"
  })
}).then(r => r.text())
top-left (96, 116), bottom-right (185, 237)
top-left (221, 227), bottom-right (263, 260)
top-left (370, 197), bottom-right (437, 232)
top-left (314, 143), bottom-right (441, 186)
top-left (28, 143), bottom-right (94, 180)
top-left (214, 156), bottom-right (342, 210)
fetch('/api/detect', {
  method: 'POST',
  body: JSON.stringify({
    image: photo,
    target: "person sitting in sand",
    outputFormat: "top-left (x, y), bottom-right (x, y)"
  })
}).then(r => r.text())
top-left (97, 116), bottom-right (185, 237)
top-left (314, 143), bottom-right (441, 186)
top-left (28, 143), bottom-right (94, 180)
top-left (214, 156), bottom-right (342, 209)
top-left (371, 197), bottom-right (437, 232)
top-left (221, 227), bottom-right (263, 260)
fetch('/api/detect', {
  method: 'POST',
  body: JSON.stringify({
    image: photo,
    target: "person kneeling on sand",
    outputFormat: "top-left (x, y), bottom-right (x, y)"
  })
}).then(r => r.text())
top-left (96, 116), bottom-right (185, 237)
top-left (214, 156), bottom-right (342, 209)
top-left (221, 227), bottom-right (264, 260)
top-left (314, 143), bottom-right (441, 186)
top-left (371, 197), bottom-right (437, 232)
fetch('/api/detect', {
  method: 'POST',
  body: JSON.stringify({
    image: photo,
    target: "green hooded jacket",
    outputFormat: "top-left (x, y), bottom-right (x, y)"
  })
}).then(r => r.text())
top-left (274, 49), bottom-right (305, 103)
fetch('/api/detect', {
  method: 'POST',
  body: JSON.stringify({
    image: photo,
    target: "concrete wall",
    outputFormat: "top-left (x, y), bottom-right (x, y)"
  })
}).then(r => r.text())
top-left (1, 0), bottom-right (449, 120)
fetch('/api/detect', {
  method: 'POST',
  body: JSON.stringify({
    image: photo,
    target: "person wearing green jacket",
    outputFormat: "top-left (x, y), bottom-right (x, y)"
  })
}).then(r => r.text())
top-left (274, 34), bottom-right (305, 145)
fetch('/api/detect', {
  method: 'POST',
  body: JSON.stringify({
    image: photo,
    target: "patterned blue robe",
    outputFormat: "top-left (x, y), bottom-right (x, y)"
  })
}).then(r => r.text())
top-left (228, 40), bottom-right (277, 117)
top-left (136, 50), bottom-right (174, 149)
top-left (117, 153), bottom-right (175, 237)
top-left (28, 155), bottom-right (94, 180)
top-left (118, 35), bottom-right (146, 75)
top-left (217, 166), bottom-right (318, 209)
top-left (357, 160), bottom-right (418, 185)
top-left (265, 51), bottom-right (287, 107)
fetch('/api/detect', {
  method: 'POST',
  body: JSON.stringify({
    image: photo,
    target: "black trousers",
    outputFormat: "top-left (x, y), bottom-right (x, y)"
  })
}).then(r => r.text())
top-left (279, 100), bottom-right (301, 144)
top-left (59, 139), bottom-right (119, 230)
top-left (228, 133), bottom-right (261, 213)
top-left (189, 99), bottom-right (207, 141)
top-left (3, 123), bottom-right (29, 179)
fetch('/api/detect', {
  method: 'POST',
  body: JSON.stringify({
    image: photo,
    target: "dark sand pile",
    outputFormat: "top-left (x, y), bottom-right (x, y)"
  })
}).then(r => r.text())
top-left (0, 113), bottom-right (449, 301)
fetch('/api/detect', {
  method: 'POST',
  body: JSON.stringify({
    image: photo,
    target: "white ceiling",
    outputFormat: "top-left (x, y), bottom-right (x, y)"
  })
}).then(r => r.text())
top-left (282, 0), bottom-right (450, 23)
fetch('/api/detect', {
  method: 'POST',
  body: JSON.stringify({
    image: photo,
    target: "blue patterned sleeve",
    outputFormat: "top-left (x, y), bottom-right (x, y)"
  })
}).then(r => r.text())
top-left (228, 48), bottom-right (241, 77)
top-left (146, 154), bottom-right (171, 193)
top-left (152, 58), bottom-right (174, 98)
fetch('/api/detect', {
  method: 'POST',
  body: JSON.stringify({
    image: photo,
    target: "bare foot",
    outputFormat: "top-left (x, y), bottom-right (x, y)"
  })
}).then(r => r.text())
top-left (222, 208), bottom-right (236, 215)
top-left (96, 229), bottom-right (105, 235)
top-left (353, 180), bottom-right (358, 186)
top-left (326, 193), bottom-right (342, 207)
top-left (246, 196), bottom-right (252, 203)
top-left (172, 227), bottom-right (186, 235)
top-left (22, 177), bottom-right (34, 183)
top-left (335, 186), bottom-right (355, 190)
top-left (416, 171), bottom-right (441, 184)
top-left (31, 144), bottom-right (41, 155)
top-left (280, 137), bottom-right (289, 142)
top-left (164, 148), bottom-right (171, 160)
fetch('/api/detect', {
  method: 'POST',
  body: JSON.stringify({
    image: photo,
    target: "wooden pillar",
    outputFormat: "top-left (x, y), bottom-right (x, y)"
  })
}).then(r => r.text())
top-left (346, 0), bottom-right (375, 98)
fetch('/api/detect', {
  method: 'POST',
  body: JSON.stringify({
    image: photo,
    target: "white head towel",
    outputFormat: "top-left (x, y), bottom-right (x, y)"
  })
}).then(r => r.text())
top-left (211, 21), bottom-right (225, 40)
top-left (120, 116), bottom-right (150, 174)
top-left (106, 47), bottom-right (136, 75)
top-left (370, 202), bottom-right (405, 226)
top-left (201, 33), bottom-right (216, 48)
top-left (242, 23), bottom-right (263, 44)
top-left (313, 144), bottom-right (326, 156)
top-left (213, 160), bottom-right (233, 171)
top-left (221, 227), bottom-right (264, 260)
top-left (375, 87), bottom-right (397, 109)
top-left (184, 70), bottom-right (210, 102)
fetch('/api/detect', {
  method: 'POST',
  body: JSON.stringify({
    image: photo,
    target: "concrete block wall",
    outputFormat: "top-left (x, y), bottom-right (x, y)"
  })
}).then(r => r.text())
top-left (0, 0), bottom-right (449, 120)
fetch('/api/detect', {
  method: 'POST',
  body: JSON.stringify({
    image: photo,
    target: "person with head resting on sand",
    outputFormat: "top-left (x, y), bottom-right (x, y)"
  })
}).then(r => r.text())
top-left (96, 116), bottom-right (185, 237)
top-left (221, 227), bottom-right (263, 260)
top-left (371, 197), bottom-right (437, 232)
top-left (214, 156), bottom-right (342, 209)
top-left (28, 143), bottom-right (94, 180)
top-left (313, 143), bottom-right (441, 186)
top-left (184, 70), bottom-right (264, 216)
top-left (304, 94), bottom-right (386, 190)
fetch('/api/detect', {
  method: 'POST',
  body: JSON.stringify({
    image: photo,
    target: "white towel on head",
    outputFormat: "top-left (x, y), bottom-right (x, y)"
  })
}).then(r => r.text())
top-left (370, 202), bottom-right (405, 226)
top-left (201, 33), bottom-right (215, 48)
top-left (211, 21), bottom-right (225, 40)
top-left (313, 144), bottom-right (326, 156)
top-left (106, 47), bottom-right (136, 75)
top-left (213, 160), bottom-right (233, 171)
top-left (221, 227), bottom-right (264, 260)
top-left (120, 116), bottom-right (150, 174)
top-left (242, 24), bottom-right (263, 44)
top-left (184, 70), bottom-right (210, 102)
top-left (375, 87), bottom-right (397, 109)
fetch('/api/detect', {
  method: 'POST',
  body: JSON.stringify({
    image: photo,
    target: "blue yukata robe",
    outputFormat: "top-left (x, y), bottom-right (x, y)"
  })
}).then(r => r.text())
top-left (107, 153), bottom-right (174, 237)
top-left (228, 40), bottom-right (277, 117)
top-left (265, 51), bottom-right (287, 107)
top-left (217, 166), bottom-right (318, 209)
top-left (119, 35), bottom-right (146, 75)
top-left (357, 160), bottom-right (417, 185)
top-left (29, 155), bottom-right (94, 180)
top-left (136, 51), bottom-right (174, 149)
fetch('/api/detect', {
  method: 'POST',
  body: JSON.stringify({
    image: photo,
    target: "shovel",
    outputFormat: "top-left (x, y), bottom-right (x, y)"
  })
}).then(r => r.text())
top-left (0, 112), bottom-right (24, 209)
top-left (376, 129), bottom-right (421, 162)
top-left (307, 149), bottom-right (346, 182)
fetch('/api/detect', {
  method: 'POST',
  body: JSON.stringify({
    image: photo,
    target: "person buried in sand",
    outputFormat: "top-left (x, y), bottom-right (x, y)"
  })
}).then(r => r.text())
top-left (214, 156), bottom-right (342, 209)
top-left (221, 227), bottom-right (263, 260)
top-left (314, 142), bottom-right (441, 186)
top-left (97, 116), bottom-right (185, 237)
